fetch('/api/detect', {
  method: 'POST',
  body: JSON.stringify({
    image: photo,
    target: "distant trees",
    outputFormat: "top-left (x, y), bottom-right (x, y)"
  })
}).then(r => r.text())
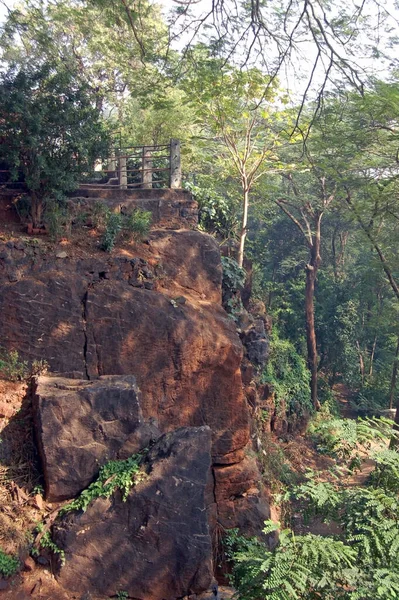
top-left (0, 64), bottom-right (110, 227)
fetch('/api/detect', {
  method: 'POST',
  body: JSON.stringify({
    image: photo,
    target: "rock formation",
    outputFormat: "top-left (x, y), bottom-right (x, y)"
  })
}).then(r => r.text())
top-left (0, 228), bottom-right (270, 597)
top-left (53, 427), bottom-right (213, 600)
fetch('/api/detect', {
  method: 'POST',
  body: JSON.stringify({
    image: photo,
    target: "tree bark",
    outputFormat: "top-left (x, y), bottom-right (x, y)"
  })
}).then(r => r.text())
top-left (305, 215), bottom-right (322, 410)
top-left (389, 334), bottom-right (399, 410)
top-left (237, 186), bottom-right (249, 268)
top-left (31, 193), bottom-right (43, 229)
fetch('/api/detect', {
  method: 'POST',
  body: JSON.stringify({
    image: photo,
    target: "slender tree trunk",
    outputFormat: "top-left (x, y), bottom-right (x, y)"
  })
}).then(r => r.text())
top-left (389, 334), bottom-right (399, 409)
top-left (356, 341), bottom-right (365, 385)
top-left (305, 264), bottom-right (319, 409)
top-left (389, 392), bottom-right (399, 448)
top-left (237, 185), bottom-right (249, 268)
top-left (31, 193), bottom-right (43, 229)
top-left (306, 218), bottom-right (322, 410)
top-left (369, 335), bottom-right (378, 378)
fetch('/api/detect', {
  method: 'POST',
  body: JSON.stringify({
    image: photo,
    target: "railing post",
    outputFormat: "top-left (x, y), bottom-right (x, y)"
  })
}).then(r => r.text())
top-left (107, 151), bottom-right (116, 179)
top-left (119, 153), bottom-right (127, 190)
top-left (142, 146), bottom-right (153, 189)
top-left (170, 139), bottom-right (181, 189)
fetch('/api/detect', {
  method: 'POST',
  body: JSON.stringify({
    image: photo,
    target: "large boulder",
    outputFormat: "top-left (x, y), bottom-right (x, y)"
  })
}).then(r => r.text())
top-left (53, 427), bottom-right (213, 600)
top-left (33, 375), bottom-right (160, 501)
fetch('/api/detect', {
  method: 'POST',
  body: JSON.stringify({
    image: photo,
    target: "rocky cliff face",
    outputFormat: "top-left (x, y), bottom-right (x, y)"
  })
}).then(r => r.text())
top-left (0, 229), bottom-right (269, 598)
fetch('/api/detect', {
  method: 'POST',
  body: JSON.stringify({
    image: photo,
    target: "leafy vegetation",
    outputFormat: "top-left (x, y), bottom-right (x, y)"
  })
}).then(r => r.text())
top-left (227, 420), bottom-right (399, 599)
top-left (0, 549), bottom-right (19, 578)
top-left (100, 209), bottom-right (152, 252)
top-left (262, 331), bottom-right (312, 422)
top-left (60, 454), bottom-right (146, 515)
top-left (0, 348), bottom-right (28, 381)
top-left (0, 63), bottom-right (110, 228)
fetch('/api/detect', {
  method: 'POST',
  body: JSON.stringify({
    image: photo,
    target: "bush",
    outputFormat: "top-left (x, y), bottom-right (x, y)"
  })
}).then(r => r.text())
top-left (100, 212), bottom-right (123, 252)
top-left (100, 209), bottom-right (152, 252)
top-left (221, 256), bottom-right (246, 315)
top-left (262, 330), bottom-right (312, 421)
top-left (125, 209), bottom-right (152, 241)
top-left (0, 348), bottom-right (28, 381)
top-left (0, 550), bottom-right (19, 578)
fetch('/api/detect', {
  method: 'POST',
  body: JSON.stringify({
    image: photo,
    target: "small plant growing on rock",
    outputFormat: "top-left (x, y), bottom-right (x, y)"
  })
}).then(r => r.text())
top-left (125, 209), bottom-right (152, 241)
top-left (60, 453), bottom-right (146, 515)
top-left (116, 591), bottom-right (129, 600)
top-left (0, 549), bottom-right (19, 578)
top-left (0, 347), bottom-right (28, 381)
top-left (100, 209), bottom-right (152, 252)
top-left (101, 212), bottom-right (123, 252)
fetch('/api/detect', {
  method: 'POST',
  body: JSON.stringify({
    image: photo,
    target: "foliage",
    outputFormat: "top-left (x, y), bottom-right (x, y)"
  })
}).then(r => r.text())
top-left (0, 348), bottom-right (28, 381)
top-left (125, 209), bottom-right (152, 241)
top-left (34, 524), bottom-right (66, 566)
top-left (60, 454), bottom-right (145, 515)
top-left (0, 549), bottom-right (19, 578)
top-left (293, 474), bottom-right (341, 522)
top-left (100, 212), bottom-right (123, 252)
top-left (116, 592), bottom-right (129, 600)
top-left (0, 62), bottom-right (110, 227)
top-left (185, 180), bottom-right (238, 239)
top-left (221, 256), bottom-right (246, 315)
top-left (229, 442), bottom-right (399, 598)
top-left (262, 330), bottom-right (312, 420)
top-left (225, 522), bottom-right (356, 600)
top-left (308, 413), bottom-right (397, 462)
top-left (221, 256), bottom-right (246, 295)
top-left (100, 209), bottom-right (152, 252)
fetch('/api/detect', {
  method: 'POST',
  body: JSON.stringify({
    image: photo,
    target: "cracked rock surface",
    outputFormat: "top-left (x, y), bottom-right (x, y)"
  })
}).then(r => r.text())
top-left (33, 375), bottom-right (160, 501)
top-left (53, 427), bottom-right (213, 600)
top-left (0, 229), bottom-right (269, 537)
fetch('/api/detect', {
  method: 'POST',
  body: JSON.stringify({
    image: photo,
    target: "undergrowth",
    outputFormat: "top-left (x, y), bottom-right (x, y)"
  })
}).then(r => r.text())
top-left (227, 414), bottom-right (399, 599)
top-left (100, 208), bottom-right (152, 252)
top-left (0, 549), bottom-right (19, 578)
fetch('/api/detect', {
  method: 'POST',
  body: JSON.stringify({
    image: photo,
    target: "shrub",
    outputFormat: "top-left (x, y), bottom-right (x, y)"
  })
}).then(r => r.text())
top-left (262, 330), bottom-right (312, 421)
top-left (60, 453), bottom-right (146, 515)
top-left (0, 348), bottom-right (28, 381)
top-left (0, 549), bottom-right (19, 578)
top-left (125, 209), bottom-right (152, 241)
top-left (100, 209), bottom-right (152, 252)
top-left (100, 212), bottom-right (123, 252)
top-left (221, 256), bottom-right (246, 315)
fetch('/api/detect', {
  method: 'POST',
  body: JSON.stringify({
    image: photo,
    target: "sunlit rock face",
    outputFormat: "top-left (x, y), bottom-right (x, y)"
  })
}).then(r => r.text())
top-left (1, 229), bottom-right (269, 556)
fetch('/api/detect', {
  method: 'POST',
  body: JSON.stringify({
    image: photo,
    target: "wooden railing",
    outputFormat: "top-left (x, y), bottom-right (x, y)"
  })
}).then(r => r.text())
top-left (81, 139), bottom-right (181, 190)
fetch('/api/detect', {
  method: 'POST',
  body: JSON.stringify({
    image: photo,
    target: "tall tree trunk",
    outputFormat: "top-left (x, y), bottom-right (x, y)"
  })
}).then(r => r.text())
top-left (237, 186), bottom-right (249, 268)
top-left (389, 334), bottom-right (399, 410)
top-left (31, 193), bottom-right (43, 229)
top-left (356, 341), bottom-right (365, 385)
top-left (306, 217), bottom-right (322, 410)
top-left (369, 335), bottom-right (378, 378)
top-left (389, 391), bottom-right (399, 449)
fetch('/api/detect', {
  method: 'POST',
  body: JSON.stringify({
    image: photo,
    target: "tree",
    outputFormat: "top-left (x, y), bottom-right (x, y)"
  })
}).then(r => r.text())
top-left (273, 160), bottom-right (336, 409)
top-left (0, 63), bottom-right (110, 227)
top-left (183, 48), bottom-right (283, 266)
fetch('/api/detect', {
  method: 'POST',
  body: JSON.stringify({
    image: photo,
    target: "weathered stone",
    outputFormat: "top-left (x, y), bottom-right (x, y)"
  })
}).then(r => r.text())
top-left (54, 427), bottom-right (213, 600)
top-left (0, 402), bottom-right (14, 419)
top-left (0, 229), bottom-right (267, 533)
top-left (240, 319), bottom-right (270, 369)
top-left (56, 251), bottom-right (68, 259)
top-left (0, 579), bottom-right (9, 591)
top-left (33, 375), bottom-right (155, 501)
top-left (23, 557), bottom-right (35, 572)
